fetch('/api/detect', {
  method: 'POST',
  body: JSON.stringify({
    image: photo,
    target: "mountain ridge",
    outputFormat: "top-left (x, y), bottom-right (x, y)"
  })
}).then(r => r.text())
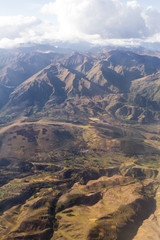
top-left (1, 49), bottom-right (160, 124)
top-left (0, 47), bottom-right (160, 240)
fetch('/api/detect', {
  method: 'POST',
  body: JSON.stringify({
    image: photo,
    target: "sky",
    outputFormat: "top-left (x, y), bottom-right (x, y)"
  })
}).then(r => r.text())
top-left (0, 0), bottom-right (160, 48)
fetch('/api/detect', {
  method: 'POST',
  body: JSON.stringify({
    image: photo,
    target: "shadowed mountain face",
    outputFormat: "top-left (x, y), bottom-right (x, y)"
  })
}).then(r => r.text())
top-left (0, 52), bottom-right (64, 87)
top-left (1, 49), bottom-right (160, 123)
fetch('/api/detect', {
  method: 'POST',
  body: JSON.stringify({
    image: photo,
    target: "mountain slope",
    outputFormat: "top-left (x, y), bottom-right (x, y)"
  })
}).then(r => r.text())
top-left (1, 49), bottom-right (160, 123)
top-left (0, 47), bottom-right (160, 240)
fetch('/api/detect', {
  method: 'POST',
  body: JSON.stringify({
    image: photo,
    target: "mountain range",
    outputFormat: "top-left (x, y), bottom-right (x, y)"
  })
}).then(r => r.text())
top-left (0, 46), bottom-right (160, 240)
top-left (0, 48), bottom-right (160, 124)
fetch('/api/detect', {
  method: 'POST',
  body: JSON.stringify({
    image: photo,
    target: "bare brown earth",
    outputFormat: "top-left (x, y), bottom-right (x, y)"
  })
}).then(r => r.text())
top-left (0, 49), bottom-right (160, 239)
top-left (0, 117), bottom-right (159, 240)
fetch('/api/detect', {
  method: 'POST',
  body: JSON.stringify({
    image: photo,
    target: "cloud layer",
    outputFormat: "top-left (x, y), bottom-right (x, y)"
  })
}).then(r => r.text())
top-left (42, 0), bottom-right (147, 39)
top-left (1, 0), bottom-right (160, 48)
top-left (0, 15), bottom-right (60, 48)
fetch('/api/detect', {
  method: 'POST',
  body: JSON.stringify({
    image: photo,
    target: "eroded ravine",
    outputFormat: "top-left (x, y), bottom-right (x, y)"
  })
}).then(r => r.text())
top-left (51, 168), bottom-right (159, 240)
top-left (0, 163), bottom-right (159, 239)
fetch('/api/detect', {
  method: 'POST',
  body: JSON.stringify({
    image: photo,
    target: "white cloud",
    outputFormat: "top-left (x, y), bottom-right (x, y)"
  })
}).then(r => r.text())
top-left (1, 0), bottom-right (160, 48)
top-left (127, 1), bottom-right (140, 9)
top-left (41, 2), bottom-right (55, 15)
top-left (0, 15), bottom-right (60, 48)
top-left (41, 0), bottom-right (148, 39)
top-left (41, 0), bottom-right (160, 43)
top-left (0, 38), bottom-right (23, 49)
top-left (0, 15), bottom-right (39, 38)
top-left (143, 7), bottom-right (160, 35)
top-left (0, 15), bottom-right (37, 27)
